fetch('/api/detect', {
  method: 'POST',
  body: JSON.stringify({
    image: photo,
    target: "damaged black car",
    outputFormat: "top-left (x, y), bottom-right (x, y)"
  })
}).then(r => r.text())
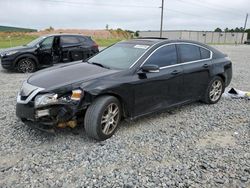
top-left (16, 38), bottom-right (232, 140)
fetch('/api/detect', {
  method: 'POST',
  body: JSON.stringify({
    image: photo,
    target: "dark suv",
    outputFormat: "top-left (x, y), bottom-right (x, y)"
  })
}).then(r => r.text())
top-left (0, 34), bottom-right (99, 73)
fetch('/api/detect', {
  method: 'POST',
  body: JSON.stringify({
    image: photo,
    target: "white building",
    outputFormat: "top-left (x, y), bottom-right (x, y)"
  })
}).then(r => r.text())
top-left (138, 30), bottom-right (248, 44)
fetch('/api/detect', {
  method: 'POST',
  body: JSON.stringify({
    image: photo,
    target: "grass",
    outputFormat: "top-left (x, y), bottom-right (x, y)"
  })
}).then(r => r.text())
top-left (94, 38), bottom-right (124, 47)
top-left (0, 34), bottom-right (125, 49)
top-left (0, 35), bottom-right (37, 48)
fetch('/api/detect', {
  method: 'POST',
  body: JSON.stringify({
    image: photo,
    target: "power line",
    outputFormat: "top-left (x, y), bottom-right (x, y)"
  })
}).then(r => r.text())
top-left (44, 0), bottom-right (230, 19)
top-left (43, 0), bottom-right (246, 28)
top-left (44, 0), bottom-right (158, 9)
top-left (176, 0), bottom-right (244, 17)
top-left (194, 0), bottom-right (246, 13)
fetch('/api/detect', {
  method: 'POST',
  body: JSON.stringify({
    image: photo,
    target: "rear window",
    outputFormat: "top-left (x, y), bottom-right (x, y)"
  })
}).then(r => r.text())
top-left (61, 36), bottom-right (80, 45)
top-left (178, 44), bottom-right (201, 63)
top-left (78, 37), bottom-right (87, 42)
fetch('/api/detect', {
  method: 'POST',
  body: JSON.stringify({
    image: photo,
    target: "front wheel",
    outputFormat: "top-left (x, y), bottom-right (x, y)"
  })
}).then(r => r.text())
top-left (84, 96), bottom-right (121, 141)
top-left (17, 58), bottom-right (36, 73)
top-left (202, 76), bottom-right (224, 104)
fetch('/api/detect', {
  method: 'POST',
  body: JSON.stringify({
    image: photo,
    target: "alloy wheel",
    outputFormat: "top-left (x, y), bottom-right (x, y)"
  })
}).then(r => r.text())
top-left (18, 59), bottom-right (35, 73)
top-left (101, 103), bottom-right (120, 135)
top-left (209, 80), bottom-right (223, 102)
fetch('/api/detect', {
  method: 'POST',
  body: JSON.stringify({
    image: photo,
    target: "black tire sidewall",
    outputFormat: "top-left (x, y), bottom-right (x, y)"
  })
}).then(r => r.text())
top-left (205, 76), bottom-right (224, 104)
top-left (17, 58), bottom-right (36, 73)
top-left (85, 96), bottom-right (121, 140)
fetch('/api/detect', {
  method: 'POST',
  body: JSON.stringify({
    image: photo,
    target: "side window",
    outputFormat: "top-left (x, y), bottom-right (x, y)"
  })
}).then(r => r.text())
top-left (144, 45), bottom-right (177, 67)
top-left (178, 44), bottom-right (201, 63)
top-left (200, 47), bottom-right (211, 59)
top-left (40, 37), bottom-right (54, 49)
top-left (60, 36), bottom-right (80, 46)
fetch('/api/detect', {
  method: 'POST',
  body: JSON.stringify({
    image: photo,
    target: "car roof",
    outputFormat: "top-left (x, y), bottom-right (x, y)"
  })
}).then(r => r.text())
top-left (125, 38), bottom-right (211, 47)
top-left (122, 38), bottom-right (165, 46)
top-left (121, 38), bottom-right (225, 58)
top-left (43, 34), bottom-right (89, 38)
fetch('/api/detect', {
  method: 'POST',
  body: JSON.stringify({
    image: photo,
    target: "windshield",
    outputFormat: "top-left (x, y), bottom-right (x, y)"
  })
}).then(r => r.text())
top-left (26, 36), bottom-right (46, 47)
top-left (88, 43), bottom-right (150, 69)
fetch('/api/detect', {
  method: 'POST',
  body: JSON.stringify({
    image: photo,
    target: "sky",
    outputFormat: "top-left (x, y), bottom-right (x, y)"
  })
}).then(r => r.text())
top-left (0, 0), bottom-right (249, 31)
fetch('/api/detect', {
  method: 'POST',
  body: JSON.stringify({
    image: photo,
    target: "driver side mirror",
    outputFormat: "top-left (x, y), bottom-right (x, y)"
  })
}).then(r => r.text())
top-left (36, 44), bottom-right (40, 48)
top-left (141, 64), bottom-right (160, 73)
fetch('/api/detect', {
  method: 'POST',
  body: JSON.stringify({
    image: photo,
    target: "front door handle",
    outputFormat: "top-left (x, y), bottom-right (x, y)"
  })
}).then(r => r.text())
top-left (203, 64), bottom-right (209, 68)
top-left (171, 70), bottom-right (181, 75)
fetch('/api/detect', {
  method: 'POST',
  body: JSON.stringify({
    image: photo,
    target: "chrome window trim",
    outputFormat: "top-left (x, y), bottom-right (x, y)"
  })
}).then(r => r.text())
top-left (138, 42), bottom-right (213, 70)
top-left (129, 40), bottom-right (165, 69)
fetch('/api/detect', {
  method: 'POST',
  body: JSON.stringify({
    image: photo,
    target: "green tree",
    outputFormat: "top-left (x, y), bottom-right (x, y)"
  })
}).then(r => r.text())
top-left (135, 30), bottom-right (140, 37)
top-left (214, 28), bottom-right (222, 32)
top-left (224, 28), bottom-right (229, 32)
top-left (245, 28), bottom-right (250, 39)
top-left (45, 26), bottom-right (54, 32)
top-left (105, 24), bottom-right (109, 30)
top-left (235, 27), bottom-right (241, 32)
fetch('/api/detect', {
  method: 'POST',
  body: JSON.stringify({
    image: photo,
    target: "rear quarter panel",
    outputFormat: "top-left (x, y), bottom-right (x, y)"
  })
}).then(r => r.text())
top-left (211, 57), bottom-right (232, 87)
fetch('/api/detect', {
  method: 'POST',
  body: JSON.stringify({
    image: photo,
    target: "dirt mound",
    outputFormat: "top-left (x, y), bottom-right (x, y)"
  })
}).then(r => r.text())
top-left (28, 29), bottom-right (132, 39)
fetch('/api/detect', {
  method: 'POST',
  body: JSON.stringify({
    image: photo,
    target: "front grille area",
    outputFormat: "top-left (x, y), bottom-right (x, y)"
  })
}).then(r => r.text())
top-left (17, 82), bottom-right (44, 104)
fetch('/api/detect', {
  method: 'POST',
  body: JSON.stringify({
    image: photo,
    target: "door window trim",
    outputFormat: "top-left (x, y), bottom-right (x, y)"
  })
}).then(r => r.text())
top-left (128, 40), bottom-right (164, 69)
top-left (138, 42), bottom-right (213, 70)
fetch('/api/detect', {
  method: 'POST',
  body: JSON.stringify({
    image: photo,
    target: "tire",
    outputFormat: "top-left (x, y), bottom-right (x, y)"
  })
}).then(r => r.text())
top-left (84, 96), bottom-right (122, 141)
top-left (17, 58), bottom-right (36, 73)
top-left (202, 76), bottom-right (225, 104)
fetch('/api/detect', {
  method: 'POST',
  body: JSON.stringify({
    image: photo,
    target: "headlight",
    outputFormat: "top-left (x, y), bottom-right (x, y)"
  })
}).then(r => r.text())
top-left (5, 51), bottom-right (18, 56)
top-left (35, 93), bottom-right (58, 108)
top-left (34, 89), bottom-right (83, 108)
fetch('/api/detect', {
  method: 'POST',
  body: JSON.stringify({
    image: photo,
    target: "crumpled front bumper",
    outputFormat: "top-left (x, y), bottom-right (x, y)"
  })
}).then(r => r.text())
top-left (16, 101), bottom-right (79, 131)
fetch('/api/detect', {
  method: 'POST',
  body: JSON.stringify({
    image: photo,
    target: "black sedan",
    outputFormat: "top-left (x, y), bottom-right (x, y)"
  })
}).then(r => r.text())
top-left (16, 38), bottom-right (232, 140)
top-left (0, 34), bottom-right (99, 73)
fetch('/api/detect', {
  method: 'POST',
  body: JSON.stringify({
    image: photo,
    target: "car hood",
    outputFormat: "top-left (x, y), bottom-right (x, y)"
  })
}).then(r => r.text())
top-left (0, 45), bottom-right (34, 54)
top-left (27, 62), bottom-right (120, 90)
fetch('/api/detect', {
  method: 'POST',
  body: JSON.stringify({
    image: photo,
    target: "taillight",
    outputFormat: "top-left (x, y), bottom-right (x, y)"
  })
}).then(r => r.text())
top-left (93, 42), bottom-right (99, 49)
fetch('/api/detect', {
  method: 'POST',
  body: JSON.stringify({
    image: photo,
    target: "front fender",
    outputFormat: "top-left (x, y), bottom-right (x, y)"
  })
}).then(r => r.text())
top-left (14, 53), bottom-right (39, 67)
top-left (80, 81), bottom-right (133, 118)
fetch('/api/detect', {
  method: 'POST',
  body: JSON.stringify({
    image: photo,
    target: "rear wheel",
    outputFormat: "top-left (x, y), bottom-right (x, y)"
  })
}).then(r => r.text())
top-left (84, 96), bottom-right (121, 140)
top-left (202, 76), bottom-right (224, 104)
top-left (17, 58), bottom-right (36, 73)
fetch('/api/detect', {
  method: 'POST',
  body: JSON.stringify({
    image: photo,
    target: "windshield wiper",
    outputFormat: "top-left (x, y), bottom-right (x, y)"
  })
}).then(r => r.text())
top-left (88, 62), bottom-right (110, 69)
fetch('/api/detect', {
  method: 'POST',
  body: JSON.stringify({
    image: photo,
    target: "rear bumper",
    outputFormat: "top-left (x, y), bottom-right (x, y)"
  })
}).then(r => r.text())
top-left (225, 63), bottom-right (233, 87)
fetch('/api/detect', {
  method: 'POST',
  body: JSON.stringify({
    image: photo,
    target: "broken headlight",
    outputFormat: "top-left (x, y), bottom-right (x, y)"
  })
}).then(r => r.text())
top-left (34, 93), bottom-right (58, 108)
top-left (34, 89), bottom-right (83, 108)
top-left (60, 89), bottom-right (83, 102)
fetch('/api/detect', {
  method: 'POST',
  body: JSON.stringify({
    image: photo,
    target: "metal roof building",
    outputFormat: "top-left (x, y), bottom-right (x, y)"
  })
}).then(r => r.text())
top-left (138, 30), bottom-right (248, 44)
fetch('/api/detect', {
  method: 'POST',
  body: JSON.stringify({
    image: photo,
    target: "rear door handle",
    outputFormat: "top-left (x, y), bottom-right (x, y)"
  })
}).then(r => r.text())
top-left (171, 70), bottom-right (181, 75)
top-left (203, 64), bottom-right (209, 68)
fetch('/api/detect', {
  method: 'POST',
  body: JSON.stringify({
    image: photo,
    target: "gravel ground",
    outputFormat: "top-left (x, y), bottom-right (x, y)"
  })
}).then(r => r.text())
top-left (0, 45), bottom-right (249, 187)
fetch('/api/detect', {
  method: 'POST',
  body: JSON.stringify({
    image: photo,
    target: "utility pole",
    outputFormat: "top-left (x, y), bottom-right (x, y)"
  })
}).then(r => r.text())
top-left (241, 13), bottom-right (248, 44)
top-left (160, 0), bottom-right (164, 38)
